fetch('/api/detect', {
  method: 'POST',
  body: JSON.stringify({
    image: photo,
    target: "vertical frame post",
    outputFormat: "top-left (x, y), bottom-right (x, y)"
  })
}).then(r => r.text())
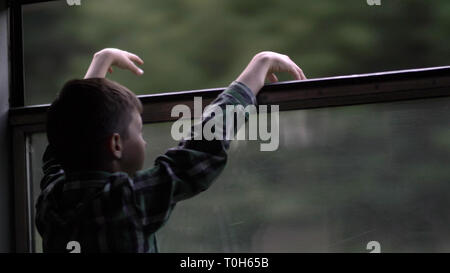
top-left (9, 0), bottom-right (25, 107)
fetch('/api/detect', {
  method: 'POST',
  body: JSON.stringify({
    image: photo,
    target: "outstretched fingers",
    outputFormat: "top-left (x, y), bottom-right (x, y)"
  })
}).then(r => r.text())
top-left (286, 57), bottom-right (306, 80)
top-left (127, 52), bottom-right (144, 66)
top-left (296, 65), bottom-right (307, 80)
top-left (125, 58), bottom-right (144, 76)
top-left (283, 64), bottom-right (302, 81)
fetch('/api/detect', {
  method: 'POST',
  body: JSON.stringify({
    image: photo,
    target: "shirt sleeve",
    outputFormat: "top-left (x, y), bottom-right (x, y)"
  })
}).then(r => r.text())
top-left (132, 81), bottom-right (257, 234)
top-left (40, 144), bottom-right (65, 191)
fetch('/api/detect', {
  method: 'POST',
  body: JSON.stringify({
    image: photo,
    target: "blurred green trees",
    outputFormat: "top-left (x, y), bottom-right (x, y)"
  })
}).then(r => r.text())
top-left (23, 0), bottom-right (450, 104)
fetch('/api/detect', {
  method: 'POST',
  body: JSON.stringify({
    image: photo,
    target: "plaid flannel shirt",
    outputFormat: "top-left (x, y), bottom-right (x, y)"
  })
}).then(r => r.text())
top-left (35, 81), bottom-right (257, 253)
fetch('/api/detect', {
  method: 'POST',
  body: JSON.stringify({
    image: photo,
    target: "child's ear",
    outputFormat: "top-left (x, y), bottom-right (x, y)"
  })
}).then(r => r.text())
top-left (109, 133), bottom-right (123, 159)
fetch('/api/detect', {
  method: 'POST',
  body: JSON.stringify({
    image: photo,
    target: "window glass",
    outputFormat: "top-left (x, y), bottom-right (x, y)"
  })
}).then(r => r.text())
top-left (30, 96), bottom-right (450, 252)
top-left (23, 0), bottom-right (450, 105)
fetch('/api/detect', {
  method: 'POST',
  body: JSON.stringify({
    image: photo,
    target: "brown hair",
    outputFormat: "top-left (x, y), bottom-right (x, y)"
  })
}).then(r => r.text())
top-left (47, 78), bottom-right (143, 172)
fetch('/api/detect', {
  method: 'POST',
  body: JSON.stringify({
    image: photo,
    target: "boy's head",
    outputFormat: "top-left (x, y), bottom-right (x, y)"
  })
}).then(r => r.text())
top-left (47, 78), bottom-right (146, 175)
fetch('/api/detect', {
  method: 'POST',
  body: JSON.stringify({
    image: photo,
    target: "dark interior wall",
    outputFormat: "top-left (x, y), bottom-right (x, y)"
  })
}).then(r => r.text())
top-left (0, 0), bottom-right (12, 252)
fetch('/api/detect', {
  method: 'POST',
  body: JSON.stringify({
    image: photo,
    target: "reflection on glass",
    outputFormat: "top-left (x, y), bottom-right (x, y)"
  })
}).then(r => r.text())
top-left (31, 96), bottom-right (450, 252)
top-left (23, 0), bottom-right (450, 105)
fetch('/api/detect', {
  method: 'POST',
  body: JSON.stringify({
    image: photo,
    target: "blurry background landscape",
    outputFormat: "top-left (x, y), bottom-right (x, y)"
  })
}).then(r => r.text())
top-left (23, 0), bottom-right (450, 104)
top-left (24, 0), bottom-right (450, 252)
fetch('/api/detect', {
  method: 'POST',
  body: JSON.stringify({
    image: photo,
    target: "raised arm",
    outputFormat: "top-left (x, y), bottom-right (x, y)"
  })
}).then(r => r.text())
top-left (84, 48), bottom-right (144, 79)
top-left (133, 51), bottom-right (306, 234)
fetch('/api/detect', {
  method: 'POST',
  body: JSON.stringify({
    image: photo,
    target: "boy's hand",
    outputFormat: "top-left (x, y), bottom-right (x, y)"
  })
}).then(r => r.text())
top-left (84, 48), bottom-right (144, 79)
top-left (236, 51), bottom-right (306, 96)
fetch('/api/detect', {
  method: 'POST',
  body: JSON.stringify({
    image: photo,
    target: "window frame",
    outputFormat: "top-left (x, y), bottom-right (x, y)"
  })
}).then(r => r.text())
top-left (7, 0), bottom-right (450, 252)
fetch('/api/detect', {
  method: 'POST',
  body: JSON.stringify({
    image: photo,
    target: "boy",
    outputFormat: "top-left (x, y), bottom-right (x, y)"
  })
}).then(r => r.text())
top-left (35, 48), bottom-right (306, 252)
